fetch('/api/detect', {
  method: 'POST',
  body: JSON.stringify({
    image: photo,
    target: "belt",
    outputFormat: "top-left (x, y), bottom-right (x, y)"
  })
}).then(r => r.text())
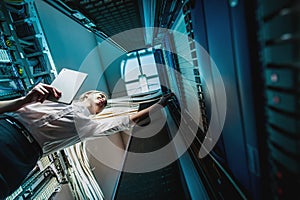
top-left (2, 115), bottom-right (42, 158)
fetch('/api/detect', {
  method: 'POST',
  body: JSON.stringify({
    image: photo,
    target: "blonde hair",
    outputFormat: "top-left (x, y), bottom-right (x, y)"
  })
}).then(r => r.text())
top-left (79, 90), bottom-right (108, 106)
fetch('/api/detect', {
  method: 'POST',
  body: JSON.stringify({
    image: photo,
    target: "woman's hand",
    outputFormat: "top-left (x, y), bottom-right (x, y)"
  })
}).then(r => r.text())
top-left (0, 83), bottom-right (61, 114)
top-left (157, 93), bottom-right (175, 107)
top-left (129, 93), bottom-right (175, 124)
top-left (24, 83), bottom-right (62, 104)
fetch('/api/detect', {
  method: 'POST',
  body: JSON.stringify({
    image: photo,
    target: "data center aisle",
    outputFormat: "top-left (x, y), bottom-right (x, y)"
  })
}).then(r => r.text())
top-left (114, 102), bottom-right (190, 200)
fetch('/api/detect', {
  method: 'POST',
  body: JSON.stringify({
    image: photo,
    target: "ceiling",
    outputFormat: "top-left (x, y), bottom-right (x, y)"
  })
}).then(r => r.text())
top-left (60, 0), bottom-right (143, 38)
top-left (50, 0), bottom-right (182, 51)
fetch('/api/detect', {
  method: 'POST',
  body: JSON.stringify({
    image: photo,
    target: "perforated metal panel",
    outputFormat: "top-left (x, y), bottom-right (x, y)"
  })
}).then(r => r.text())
top-left (61, 0), bottom-right (142, 37)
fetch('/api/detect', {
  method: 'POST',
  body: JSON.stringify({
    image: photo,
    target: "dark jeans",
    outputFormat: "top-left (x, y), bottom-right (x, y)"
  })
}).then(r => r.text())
top-left (0, 117), bottom-right (41, 199)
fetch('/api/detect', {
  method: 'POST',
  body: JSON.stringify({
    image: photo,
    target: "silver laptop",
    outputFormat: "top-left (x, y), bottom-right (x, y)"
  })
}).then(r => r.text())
top-left (48, 68), bottom-right (88, 104)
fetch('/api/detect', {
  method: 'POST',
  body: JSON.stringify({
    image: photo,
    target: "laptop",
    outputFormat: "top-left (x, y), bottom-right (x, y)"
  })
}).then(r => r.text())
top-left (48, 68), bottom-right (88, 104)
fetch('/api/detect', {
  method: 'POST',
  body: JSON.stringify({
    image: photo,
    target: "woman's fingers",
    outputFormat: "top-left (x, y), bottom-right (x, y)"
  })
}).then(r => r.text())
top-left (36, 84), bottom-right (49, 96)
top-left (41, 83), bottom-right (62, 99)
top-left (38, 92), bottom-right (49, 103)
top-left (25, 83), bottom-right (62, 104)
top-left (163, 93), bottom-right (175, 101)
top-left (158, 93), bottom-right (175, 106)
top-left (52, 88), bottom-right (59, 98)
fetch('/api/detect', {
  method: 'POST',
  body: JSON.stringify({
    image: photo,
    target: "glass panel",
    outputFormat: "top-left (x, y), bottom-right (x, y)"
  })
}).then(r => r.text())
top-left (124, 58), bottom-right (140, 82)
top-left (122, 51), bottom-right (161, 96)
top-left (147, 77), bottom-right (161, 91)
top-left (139, 74), bottom-right (149, 93)
top-left (126, 81), bottom-right (142, 96)
top-left (140, 54), bottom-right (158, 77)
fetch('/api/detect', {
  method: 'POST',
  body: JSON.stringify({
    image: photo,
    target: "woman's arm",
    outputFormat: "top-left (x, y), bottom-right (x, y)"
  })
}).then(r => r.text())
top-left (129, 93), bottom-right (174, 124)
top-left (0, 97), bottom-right (28, 114)
top-left (0, 83), bottom-right (61, 114)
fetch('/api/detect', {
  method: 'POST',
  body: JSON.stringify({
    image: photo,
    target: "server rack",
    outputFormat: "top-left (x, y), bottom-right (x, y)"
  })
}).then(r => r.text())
top-left (0, 1), bottom-right (101, 199)
top-left (0, 0), bottom-right (57, 100)
top-left (154, 0), bottom-right (251, 199)
top-left (0, 1), bottom-right (66, 198)
top-left (257, 0), bottom-right (300, 198)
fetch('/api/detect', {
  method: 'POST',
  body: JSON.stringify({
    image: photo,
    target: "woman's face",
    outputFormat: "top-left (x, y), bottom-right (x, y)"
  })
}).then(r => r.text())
top-left (84, 92), bottom-right (107, 114)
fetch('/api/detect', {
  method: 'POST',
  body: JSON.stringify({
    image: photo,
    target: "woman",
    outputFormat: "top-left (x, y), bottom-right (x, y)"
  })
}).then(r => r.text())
top-left (0, 83), bottom-right (173, 198)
